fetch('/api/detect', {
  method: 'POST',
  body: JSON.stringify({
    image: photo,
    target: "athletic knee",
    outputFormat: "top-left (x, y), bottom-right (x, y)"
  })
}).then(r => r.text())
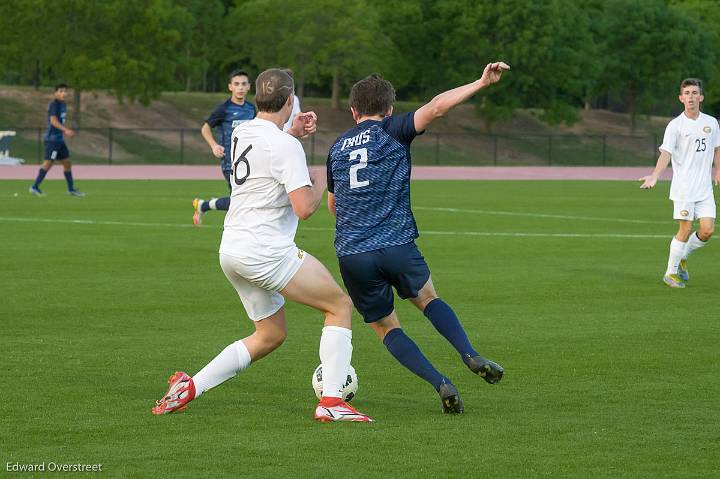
top-left (259, 329), bottom-right (287, 352)
top-left (698, 228), bottom-right (713, 241)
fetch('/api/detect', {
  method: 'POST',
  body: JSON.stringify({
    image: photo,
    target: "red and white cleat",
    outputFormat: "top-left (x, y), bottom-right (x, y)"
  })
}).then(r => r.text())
top-left (192, 198), bottom-right (204, 226)
top-left (152, 371), bottom-right (196, 415)
top-left (314, 400), bottom-right (374, 423)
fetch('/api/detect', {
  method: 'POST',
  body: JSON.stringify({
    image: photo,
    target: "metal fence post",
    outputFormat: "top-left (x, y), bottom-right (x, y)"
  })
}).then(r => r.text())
top-left (180, 129), bottom-right (185, 164)
top-left (652, 133), bottom-right (657, 164)
top-left (548, 135), bottom-right (553, 165)
top-left (108, 128), bottom-right (113, 165)
top-left (37, 128), bottom-right (42, 164)
top-left (493, 135), bottom-right (498, 166)
top-left (435, 134), bottom-right (440, 165)
top-left (310, 134), bottom-right (315, 165)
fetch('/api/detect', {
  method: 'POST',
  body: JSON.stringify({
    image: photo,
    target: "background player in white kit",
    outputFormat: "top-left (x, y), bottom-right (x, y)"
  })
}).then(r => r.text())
top-left (640, 78), bottom-right (720, 288)
top-left (153, 69), bottom-right (373, 422)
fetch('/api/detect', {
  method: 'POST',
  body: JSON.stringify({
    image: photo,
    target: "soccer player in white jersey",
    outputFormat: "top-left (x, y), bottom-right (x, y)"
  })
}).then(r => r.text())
top-left (640, 78), bottom-right (720, 288)
top-left (153, 69), bottom-right (373, 423)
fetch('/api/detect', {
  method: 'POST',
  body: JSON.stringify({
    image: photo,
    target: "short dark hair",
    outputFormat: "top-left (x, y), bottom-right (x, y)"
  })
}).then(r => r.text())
top-left (255, 68), bottom-right (293, 113)
top-left (281, 68), bottom-right (294, 78)
top-left (54, 83), bottom-right (68, 91)
top-left (229, 69), bottom-right (249, 82)
top-left (349, 74), bottom-right (395, 117)
top-left (680, 78), bottom-right (703, 94)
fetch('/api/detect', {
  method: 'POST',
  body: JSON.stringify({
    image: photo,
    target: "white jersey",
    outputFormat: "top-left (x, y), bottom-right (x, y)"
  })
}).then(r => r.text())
top-left (282, 95), bottom-right (302, 132)
top-left (219, 118), bottom-right (311, 262)
top-left (660, 111), bottom-right (720, 202)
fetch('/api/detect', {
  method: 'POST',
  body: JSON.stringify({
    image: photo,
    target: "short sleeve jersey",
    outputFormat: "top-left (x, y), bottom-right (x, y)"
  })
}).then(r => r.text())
top-left (44, 100), bottom-right (67, 142)
top-left (282, 95), bottom-right (302, 132)
top-left (206, 99), bottom-right (257, 171)
top-left (660, 111), bottom-right (720, 202)
top-left (219, 118), bottom-right (312, 262)
top-left (327, 111), bottom-right (422, 257)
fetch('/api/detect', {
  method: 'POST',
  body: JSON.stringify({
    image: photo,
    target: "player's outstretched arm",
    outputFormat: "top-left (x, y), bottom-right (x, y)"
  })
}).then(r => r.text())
top-left (200, 122), bottom-right (224, 158)
top-left (639, 150), bottom-right (672, 189)
top-left (414, 61), bottom-right (510, 133)
top-left (713, 147), bottom-right (720, 186)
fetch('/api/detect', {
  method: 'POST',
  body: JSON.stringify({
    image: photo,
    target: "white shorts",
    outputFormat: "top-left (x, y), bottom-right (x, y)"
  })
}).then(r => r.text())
top-left (673, 197), bottom-right (716, 221)
top-left (219, 247), bottom-right (306, 321)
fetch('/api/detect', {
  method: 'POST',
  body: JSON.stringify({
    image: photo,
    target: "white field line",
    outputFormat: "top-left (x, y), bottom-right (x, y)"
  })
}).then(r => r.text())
top-left (0, 216), bottom-right (669, 239)
top-left (414, 206), bottom-right (667, 225)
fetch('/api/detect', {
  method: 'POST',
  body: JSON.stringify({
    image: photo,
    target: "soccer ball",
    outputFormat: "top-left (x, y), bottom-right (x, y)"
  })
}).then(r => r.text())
top-left (311, 364), bottom-right (358, 402)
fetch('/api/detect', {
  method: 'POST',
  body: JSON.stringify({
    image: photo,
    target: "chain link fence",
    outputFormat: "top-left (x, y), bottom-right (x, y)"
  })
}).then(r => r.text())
top-left (3, 127), bottom-right (661, 166)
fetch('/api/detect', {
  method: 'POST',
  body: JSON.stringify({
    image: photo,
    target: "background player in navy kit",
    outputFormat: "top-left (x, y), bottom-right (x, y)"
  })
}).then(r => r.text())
top-left (194, 70), bottom-right (256, 225)
top-left (327, 63), bottom-right (509, 413)
top-left (193, 69), bottom-right (317, 225)
top-left (30, 83), bottom-right (84, 197)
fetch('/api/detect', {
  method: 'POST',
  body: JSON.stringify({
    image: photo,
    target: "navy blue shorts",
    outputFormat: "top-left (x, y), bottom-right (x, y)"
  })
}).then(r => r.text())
top-left (44, 141), bottom-right (69, 161)
top-left (338, 242), bottom-right (431, 323)
top-left (222, 170), bottom-right (232, 191)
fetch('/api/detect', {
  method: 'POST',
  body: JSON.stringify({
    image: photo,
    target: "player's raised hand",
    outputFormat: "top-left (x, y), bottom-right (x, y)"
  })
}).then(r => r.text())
top-left (300, 111), bottom-right (317, 135)
top-left (639, 176), bottom-right (657, 189)
top-left (480, 62), bottom-right (510, 87)
top-left (212, 144), bottom-right (225, 158)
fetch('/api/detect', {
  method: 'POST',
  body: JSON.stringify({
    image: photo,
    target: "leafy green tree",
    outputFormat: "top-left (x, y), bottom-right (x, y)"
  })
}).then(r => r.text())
top-left (599, 0), bottom-right (713, 131)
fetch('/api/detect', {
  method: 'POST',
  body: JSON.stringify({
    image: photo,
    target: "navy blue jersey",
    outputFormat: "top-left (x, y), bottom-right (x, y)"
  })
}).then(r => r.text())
top-left (44, 100), bottom-right (67, 142)
top-left (206, 99), bottom-right (256, 171)
top-left (327, 111), bottom-right (422, 257)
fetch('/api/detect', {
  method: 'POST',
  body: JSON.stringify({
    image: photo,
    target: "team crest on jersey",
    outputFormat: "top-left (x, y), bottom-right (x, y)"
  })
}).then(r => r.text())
top-left (703, 126), bottom-right (711, 133)
top-left (680, 210), bottom-right (689, 217)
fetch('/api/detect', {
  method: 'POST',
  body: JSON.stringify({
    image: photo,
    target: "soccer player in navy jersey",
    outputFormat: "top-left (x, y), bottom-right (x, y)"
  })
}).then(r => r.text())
top-left (30, 84), bottom-right (84, 197)
top-left (327, 62), bottom-right (509, 413)
top-left (194, 69), bottom-right (316, 225)
top-left (194, 70), bottom-right (257, 225)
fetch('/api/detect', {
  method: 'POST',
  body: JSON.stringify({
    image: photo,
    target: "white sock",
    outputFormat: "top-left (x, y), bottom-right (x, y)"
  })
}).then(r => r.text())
top-left (684, 232), bottom-right (707, 259)
top-left (318, 326), bottom-right (353, 399)
top-left (192, 340), bottom-right (251, 399)
top-left (665, 238), bottom-right (687, 275)
top-left (209, 198), bottom-right (218, 210)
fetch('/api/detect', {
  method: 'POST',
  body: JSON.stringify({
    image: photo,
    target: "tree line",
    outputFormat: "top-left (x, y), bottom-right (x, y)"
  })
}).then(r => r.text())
top-left (1, 0), bottom-right (718, 128)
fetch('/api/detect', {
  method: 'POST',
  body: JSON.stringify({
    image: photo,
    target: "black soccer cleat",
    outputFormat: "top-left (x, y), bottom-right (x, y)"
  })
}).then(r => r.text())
top-left (438, 383), bottom-right (464, 414)
top-left (465, 355), bottom-right (504, 384)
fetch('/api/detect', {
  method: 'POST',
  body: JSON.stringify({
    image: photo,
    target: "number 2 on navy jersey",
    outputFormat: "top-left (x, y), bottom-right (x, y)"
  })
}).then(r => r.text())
top-left (349, 148), bottom-right (369, 189)
top-left (232, 136), bottom-right (252, 186)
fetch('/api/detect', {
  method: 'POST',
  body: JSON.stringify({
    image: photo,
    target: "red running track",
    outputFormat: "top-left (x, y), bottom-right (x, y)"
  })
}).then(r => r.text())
top-left (0, 165), bottom-right (672, 181)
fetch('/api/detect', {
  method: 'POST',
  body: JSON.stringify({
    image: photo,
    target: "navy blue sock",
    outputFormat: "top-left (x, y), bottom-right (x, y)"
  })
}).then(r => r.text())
top-left (383, 328), bottom-right (447, 391)
top-left (64, 170), bottom-right (75, 191)
top-left (215, 197), bottom-right (230, 211)
top-left (33, 168), bottom-right (48, 188)
top-left (424, 298), bottom-right (479, 362)
top-left (201, 201), bottom-right (211, 212)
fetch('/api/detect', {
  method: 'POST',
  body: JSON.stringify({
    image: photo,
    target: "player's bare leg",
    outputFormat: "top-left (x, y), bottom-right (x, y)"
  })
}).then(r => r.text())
top-left (678, 217), bottom-right (715, 282)
top-left (281, 253), bottom-right (372, 422)
top-left (152, 309), bottom-right (288, 416)
top-left (411, 276), bottom-right (503, 384)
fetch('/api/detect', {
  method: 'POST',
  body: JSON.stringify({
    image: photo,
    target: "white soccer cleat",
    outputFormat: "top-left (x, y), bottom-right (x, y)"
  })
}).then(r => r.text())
top-left (314, 401), bottom-right (374, 423)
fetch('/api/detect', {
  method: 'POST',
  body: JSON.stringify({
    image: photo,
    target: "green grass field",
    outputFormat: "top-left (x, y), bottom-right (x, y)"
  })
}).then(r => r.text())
top-left (1, 180), bottom-right (718, 478)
